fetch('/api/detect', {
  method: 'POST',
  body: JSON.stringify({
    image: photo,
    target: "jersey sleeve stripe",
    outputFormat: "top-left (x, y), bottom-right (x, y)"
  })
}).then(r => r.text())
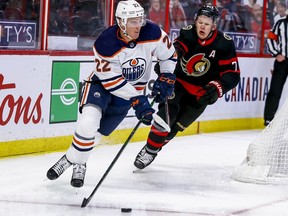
top-left (99, 74), bottom-right (122, 82)
top-left (108, 80), bottom-right (127, 92)
top-left (220, 70), bottom-right (240, 76)
top-left (134, 82), bottom-right (148, 91)
top-left (174, 39), bottom-right (189, 53)
top-left (102, 77), bottom-right (124, 88)
top-left (177, 78), bottom-right (203, 95)
top-left (218, 57), bottom-right (238, 65)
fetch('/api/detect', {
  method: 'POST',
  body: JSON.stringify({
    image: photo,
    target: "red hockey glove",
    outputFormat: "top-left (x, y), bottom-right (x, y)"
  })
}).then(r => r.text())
top-left (130, 95), bottom-right (155, 125)
top-left (197, 81), bottom-right (223, 106)
top-left (152, 73), bottom-right (176, 103)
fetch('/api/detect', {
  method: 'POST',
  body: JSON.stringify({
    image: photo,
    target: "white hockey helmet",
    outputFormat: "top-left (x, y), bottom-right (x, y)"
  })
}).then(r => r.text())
top-left (115, 0), bottom-right (145, 27)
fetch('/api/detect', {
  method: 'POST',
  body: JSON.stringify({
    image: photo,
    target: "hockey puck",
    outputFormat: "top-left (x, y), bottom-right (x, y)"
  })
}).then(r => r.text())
top-left (121, 208), bottom-right (132, 213)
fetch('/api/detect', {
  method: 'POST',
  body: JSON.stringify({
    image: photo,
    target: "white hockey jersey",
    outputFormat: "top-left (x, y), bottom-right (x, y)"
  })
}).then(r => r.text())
top-left (91, 20), bottom-right (176, 101)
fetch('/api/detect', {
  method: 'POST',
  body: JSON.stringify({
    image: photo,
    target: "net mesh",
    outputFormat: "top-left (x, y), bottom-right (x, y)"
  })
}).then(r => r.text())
top-left (232, 98), bottom-right (288, 184)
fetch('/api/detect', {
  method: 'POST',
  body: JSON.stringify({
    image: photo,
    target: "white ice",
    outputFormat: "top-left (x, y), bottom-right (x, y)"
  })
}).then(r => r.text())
top-left (1, 130), bottom-right (288, 216)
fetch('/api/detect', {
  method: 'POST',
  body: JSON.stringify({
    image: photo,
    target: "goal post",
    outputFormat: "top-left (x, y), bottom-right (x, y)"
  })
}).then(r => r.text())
top-left (232, 97), bottom-right (288, 184)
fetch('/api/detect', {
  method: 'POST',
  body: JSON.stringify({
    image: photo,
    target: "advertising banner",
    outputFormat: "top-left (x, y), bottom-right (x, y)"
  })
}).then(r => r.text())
top-left (1, 55), bottom-right (288, 142)
top-left (200, 57), bottom-right (288, 120)
top-left (50, 62), bottom-right (80, 123)
top-left (0, 55), bottom-right (49, 141)
top-left (169, 28), bottom-right (258, 53)
top-left (0, 21), bottom-right (37, 49)
top-left (49, 61), bottom-right (94, 124)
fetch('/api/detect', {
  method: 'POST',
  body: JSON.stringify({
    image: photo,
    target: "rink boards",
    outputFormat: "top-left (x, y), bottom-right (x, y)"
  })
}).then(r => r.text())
top-left (1, 55), bottom-right (287, 157)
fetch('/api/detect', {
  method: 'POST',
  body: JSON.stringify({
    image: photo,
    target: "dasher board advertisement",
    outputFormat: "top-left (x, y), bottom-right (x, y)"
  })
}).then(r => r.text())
top-left (1, 55), bottom-right (287, 142)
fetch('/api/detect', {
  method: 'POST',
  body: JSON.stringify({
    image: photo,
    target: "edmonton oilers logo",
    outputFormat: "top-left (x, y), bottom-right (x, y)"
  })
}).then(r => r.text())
top-left (122, 58), bottom-right (146, 81)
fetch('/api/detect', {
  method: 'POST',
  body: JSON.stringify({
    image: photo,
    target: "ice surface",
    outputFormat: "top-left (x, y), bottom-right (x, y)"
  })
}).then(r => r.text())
top-left (1, 130), bottom-right (288, 216)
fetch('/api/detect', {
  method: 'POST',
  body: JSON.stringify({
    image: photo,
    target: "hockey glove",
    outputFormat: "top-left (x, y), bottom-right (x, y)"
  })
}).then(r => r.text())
top-left (152, 73), bottom-right (176, 103)
top-left (197, 81), bottom-right (223, 106)
top-left (130, 95), bottom-right (155, 125)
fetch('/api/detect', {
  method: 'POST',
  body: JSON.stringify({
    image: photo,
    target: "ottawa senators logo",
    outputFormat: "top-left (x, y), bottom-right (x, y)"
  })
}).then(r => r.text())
top-left (180, 53), bottom-right (210, 77)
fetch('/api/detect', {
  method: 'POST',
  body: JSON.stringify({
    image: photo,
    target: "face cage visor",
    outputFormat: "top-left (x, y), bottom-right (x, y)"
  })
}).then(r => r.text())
top-left (194, 10), bottom-right (219, 24)
top-left (125, 15), bottom-right (146, 27)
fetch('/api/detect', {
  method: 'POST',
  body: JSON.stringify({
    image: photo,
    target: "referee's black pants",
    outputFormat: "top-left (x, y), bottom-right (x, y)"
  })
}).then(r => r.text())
top-left (264, 59), bottom-right (288, 122)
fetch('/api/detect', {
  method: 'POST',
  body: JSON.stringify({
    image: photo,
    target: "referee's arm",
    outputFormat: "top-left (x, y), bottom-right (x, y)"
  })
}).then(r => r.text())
top-left (266, 17), bottom-right (288, 57)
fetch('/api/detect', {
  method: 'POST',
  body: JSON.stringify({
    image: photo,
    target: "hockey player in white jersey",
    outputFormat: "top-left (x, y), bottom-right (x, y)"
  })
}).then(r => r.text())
top-left (46, 0), bottom-right (176, 187)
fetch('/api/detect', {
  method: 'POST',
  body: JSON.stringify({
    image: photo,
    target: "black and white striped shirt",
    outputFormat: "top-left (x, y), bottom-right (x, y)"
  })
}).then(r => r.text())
top-left (266, 16), bottom-right (288, 57)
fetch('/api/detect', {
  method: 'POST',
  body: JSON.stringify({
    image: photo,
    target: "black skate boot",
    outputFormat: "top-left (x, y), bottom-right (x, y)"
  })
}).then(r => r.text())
top-left (71, 163), bottom-right (86, 188)
top-left (134, 146), bottom-right (159, 169)
top-left (47, 155), bottom-right (72, 180)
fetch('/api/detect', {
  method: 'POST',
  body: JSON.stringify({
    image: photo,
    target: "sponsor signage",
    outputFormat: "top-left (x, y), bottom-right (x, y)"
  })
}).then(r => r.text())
top-left (0, 74), bottom-right (43, 126)
top-left (169, 28), bottom-right (258, 53)
top-left (50, 62), bottom-right (80, 123)
top-left (0, 20), bottom-right (37, 48)
top-left (225, 32), bottom-right (257, 53)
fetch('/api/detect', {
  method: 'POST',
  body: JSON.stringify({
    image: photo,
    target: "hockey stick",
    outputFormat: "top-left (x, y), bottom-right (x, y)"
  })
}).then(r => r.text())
top-left (151, 94), bottom-right (171, 132)
top-left (164, 96), bottom-right (170, 126)
top-left (81, 97), bottom-right (156, 208)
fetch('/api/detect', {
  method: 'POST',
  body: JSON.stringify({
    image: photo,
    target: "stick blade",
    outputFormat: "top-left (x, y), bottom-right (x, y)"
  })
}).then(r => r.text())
top-left (81, 198), bottom-right (89, 208)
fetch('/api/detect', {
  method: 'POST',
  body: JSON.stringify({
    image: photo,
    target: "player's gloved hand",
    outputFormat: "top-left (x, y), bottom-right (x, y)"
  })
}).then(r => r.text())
top-left (197, 81), bottom-right (223, 106)
top-left (152, 73), bottom-right (176, 102)
top-left (130, 95), bottom-right (155, 125)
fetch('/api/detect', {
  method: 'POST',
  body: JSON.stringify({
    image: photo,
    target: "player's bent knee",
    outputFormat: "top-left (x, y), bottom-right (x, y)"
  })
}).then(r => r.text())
top-left (76, 104), bottom-right (102, 138)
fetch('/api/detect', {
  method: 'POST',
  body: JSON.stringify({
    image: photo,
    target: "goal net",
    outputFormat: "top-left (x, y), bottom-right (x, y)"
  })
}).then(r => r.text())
top-left (232, 97), bottom-right (288, 184)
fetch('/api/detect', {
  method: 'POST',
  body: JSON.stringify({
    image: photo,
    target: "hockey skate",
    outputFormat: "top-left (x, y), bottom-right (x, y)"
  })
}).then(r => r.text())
top-left (47, 155), bottom-right (72, 180)
top-left (71, 163), bottom-right (86, 188)
top-left (134, 146), bottom-right (159, 169)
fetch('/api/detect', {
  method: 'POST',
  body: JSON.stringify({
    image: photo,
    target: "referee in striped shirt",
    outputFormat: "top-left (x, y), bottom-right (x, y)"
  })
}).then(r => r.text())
top-left (264, 15), bottom-right (288, 126)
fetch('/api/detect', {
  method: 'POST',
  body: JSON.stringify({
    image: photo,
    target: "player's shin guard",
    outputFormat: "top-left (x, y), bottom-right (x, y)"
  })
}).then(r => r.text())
top-left (164, 127), bottom-right (179, 145)
top-left (65, 132), bottom-right (101, 187)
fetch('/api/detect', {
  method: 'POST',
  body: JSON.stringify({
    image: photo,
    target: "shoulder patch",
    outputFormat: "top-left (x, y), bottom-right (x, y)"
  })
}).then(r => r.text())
top-left (94, 25), bottom-right (123, 57)
top-left (223, 33), bottom-right (232, 40)
top-left (138, 20), bottom-right (161, 41)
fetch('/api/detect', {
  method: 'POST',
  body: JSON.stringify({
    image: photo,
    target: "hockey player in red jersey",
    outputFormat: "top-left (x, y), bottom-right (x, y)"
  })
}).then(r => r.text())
top-left (134, 4), bottom-right (240, 169)
top-left (46, 0), bottom-right (176, 187)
